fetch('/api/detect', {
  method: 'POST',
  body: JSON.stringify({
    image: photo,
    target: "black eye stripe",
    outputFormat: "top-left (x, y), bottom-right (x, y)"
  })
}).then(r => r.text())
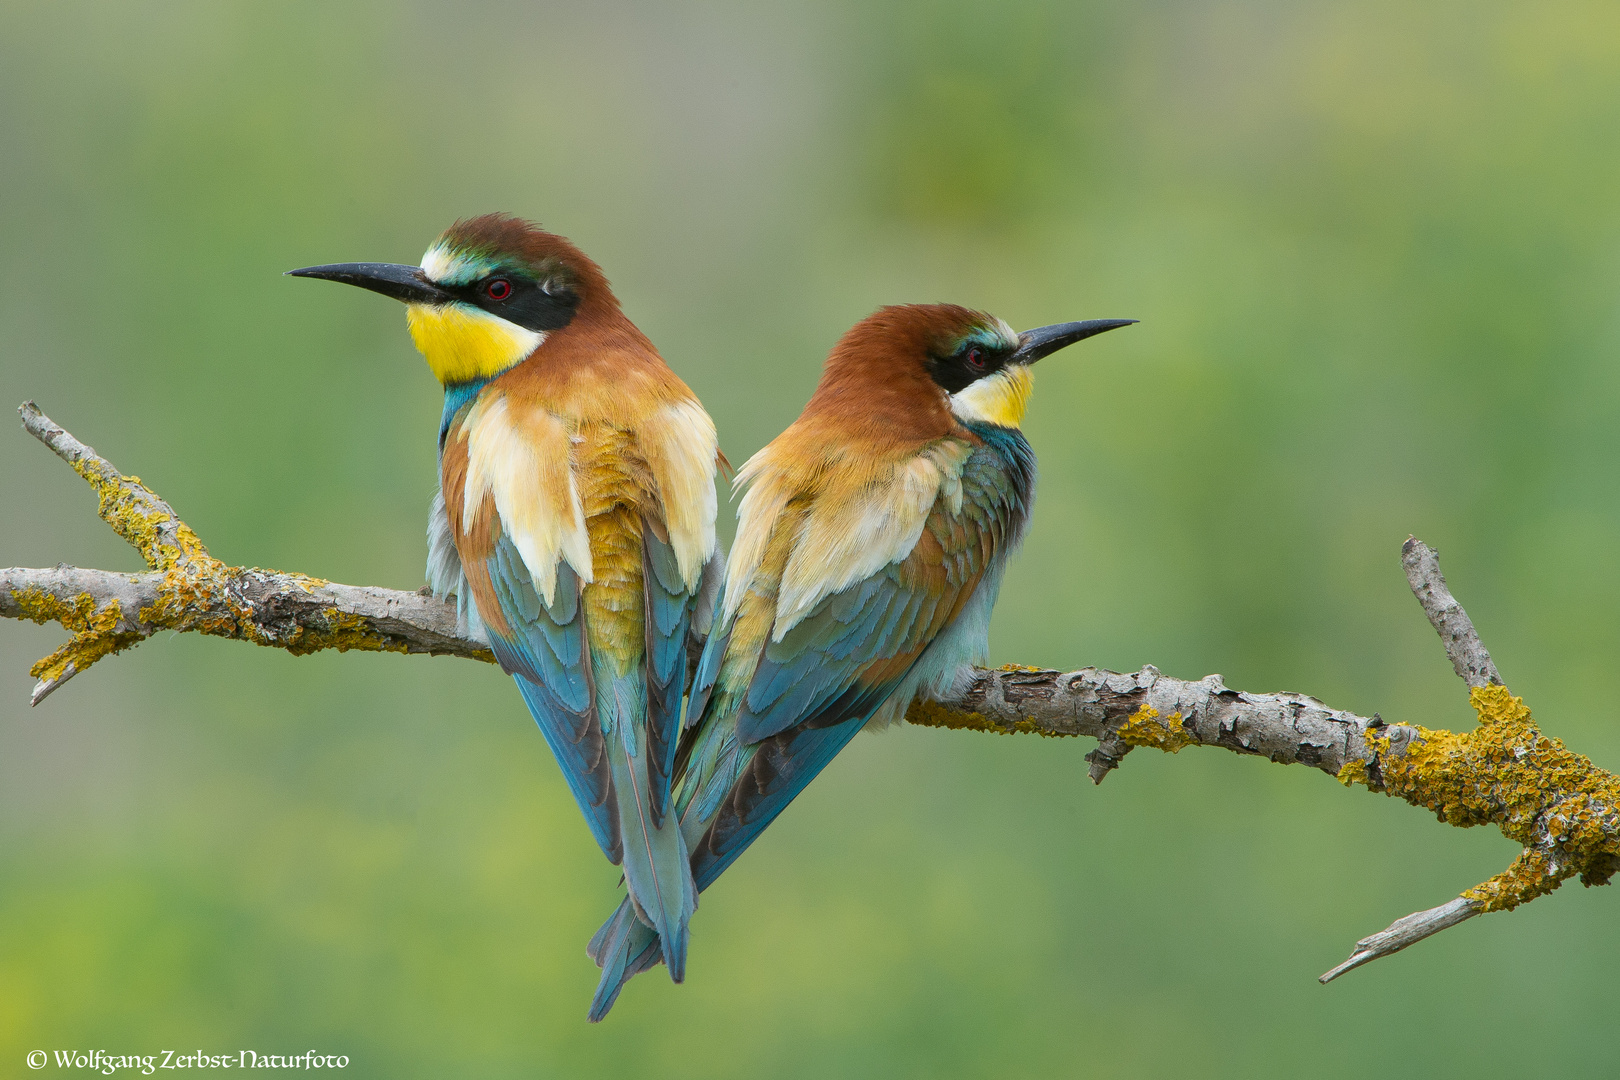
top-left (447, 274), bottom-right (579, 334)
top-left (924, 341), bottom-right (1010, 395)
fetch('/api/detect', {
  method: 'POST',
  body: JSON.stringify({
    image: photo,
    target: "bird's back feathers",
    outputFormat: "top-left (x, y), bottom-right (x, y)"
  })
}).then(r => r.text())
top-left (440, 287), bottom-right (720, 983)
top-left (584, 302), bottom-right (1043, 1018)
top-left (589, 409), bottom-right (1035, 1017)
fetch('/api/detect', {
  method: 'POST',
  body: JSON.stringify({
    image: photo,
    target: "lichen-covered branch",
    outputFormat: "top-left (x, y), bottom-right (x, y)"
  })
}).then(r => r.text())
top-left (5, 404), bottom-right (1618, 985)
top-left (3, 403), bottom-right (491, 704)
top-left (904, 542), bottom-right (1620, 983)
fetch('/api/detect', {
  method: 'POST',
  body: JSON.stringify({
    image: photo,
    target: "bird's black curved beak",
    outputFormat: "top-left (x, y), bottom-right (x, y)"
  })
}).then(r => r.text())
top-left (285, 262), bottom-right (453, 305)
top-left (1012, 318), bottom-right (1137, 364)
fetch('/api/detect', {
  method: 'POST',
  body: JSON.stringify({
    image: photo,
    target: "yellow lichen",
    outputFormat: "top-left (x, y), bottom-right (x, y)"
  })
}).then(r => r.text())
top-left (1463, 850), bottom-right (1568, 911)
top-left (1118, 705), bottom-right (1194, 752)
top-left (10, 585), bottom-right (84, 628)
top-left (904, 696), bottom-right (1068, 738)
top-left (69, 460), bottom-right (208, 571)
top-left (13, 586), bottom-right (142, 686)
top-left (286, 609), bottom-right (409, 657)
top-left (1337, 759), bottom-right (1371, 788)
top-left (1356, 684), bottom-right (1620, 912)
top-left (137, 560), bottom-right (233, 635)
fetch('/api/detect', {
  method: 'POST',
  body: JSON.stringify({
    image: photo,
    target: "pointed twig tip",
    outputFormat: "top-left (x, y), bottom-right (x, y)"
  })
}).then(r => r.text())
top-left (1318, 896), bottom-right (1480, 984)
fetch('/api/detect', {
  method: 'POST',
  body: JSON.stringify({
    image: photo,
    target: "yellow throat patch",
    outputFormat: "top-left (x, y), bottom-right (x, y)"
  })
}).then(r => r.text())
top-left (406, 302), bottom-right (543, 386)
top-left (949, 363), bottom-right (1034, 428)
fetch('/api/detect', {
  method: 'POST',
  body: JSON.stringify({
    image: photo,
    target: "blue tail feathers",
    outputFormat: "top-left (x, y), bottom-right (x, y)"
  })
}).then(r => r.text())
top-left (602, 669), bottom-right (697, 982)
top-left (586, 899), bottom-right (664, 1022)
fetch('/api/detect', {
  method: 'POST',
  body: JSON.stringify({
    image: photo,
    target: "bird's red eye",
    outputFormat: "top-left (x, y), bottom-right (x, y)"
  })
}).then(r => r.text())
top-left (966, 346), bottom-right (986, 370)
top-left (485, 278), bottom-right (512, 301)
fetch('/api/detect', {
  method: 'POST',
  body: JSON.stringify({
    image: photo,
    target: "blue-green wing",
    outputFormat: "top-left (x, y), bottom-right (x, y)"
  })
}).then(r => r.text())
top-left (479, 536), bottom-right (621, 862)
top-left (694, 438), bottom-right (1030, 885)
top-left (732, 449), bottom-right (1018, 747)
top-left (688, 553), bottom-right (973, 889)
top-left (641, 518), bottom-right (698, 824)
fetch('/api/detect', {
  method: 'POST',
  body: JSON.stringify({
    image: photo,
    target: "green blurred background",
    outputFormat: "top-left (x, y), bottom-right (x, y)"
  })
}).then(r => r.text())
top-left (3, 0), bottom-right (1619, 1075)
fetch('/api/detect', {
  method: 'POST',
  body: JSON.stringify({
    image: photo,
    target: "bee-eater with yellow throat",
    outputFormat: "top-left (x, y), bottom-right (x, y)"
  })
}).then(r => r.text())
top-left (289, 214), bottom-right (722, 980)
top-left (585, 303), bottom-right (1134, 1018)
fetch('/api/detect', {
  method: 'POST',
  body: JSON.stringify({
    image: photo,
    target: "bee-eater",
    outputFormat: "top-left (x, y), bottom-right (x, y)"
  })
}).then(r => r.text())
top-left (288, 215), bottom-right (722, 980)
top-left (584, 303), bottom-right (1134, 1019)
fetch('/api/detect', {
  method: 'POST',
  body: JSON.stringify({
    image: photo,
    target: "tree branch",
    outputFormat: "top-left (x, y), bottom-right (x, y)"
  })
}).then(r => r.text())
top-left (3, 402), bottom-right (491, 704)
top-left (5, 404), bottom-right (1617, 984)
top-left (1401, 535), bottom-right (1501, 689)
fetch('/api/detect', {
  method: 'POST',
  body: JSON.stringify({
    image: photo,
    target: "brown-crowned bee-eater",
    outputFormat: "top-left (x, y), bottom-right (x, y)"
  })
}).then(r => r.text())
top-left (289, 215), bottom-right (723, 981)
top-left (584, 303), bottom-right (1134, 1019)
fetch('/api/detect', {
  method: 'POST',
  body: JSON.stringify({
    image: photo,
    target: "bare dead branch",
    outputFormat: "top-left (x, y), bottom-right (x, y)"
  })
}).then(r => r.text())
top-left (1401, 535), bottom-right (1501, 688)
top-left (5, 403), bottom-right (1617, 986)
top-left (1317, 897), bottom-right (1480, 983)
